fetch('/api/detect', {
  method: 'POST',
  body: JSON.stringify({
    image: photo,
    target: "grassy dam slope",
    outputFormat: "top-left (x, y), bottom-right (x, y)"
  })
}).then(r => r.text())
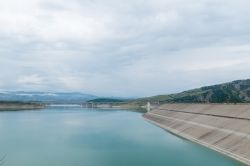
top-left (144, 104), bottom-right (250, 165)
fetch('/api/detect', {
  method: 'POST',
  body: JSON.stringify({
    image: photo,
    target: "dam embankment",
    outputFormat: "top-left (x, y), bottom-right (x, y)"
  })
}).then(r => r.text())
top-left (143, 104), bottom-right (250, 165)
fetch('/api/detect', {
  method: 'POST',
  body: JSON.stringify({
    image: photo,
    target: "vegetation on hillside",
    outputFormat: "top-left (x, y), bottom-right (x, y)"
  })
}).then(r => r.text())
top-left (129, 79), bottom-right (250, 105)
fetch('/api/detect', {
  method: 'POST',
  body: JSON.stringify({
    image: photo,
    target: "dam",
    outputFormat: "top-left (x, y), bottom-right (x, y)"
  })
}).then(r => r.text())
top-left (143, 103), bottom-right (250, 165)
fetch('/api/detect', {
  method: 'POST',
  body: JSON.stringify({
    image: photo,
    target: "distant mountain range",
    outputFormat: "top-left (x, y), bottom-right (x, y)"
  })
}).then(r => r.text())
top-left (0, 91), bottom-right (97, 104)
top-left (2, 79), bottom-right (250, 105)
top-left (131, 79), bottom-right (250, 105)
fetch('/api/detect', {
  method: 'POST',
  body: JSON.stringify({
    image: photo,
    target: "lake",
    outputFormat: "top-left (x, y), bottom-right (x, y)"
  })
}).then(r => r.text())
top-left (0, 108), bottom-right (245, 166)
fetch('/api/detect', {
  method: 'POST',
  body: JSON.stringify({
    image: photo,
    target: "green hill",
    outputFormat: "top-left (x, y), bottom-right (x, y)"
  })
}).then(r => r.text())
top-left (130, 79), bottom-right (250, 105)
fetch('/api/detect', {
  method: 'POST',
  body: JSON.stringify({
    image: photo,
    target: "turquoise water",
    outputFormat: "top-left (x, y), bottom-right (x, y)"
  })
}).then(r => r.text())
top-left (0, 108), bottom-right (245, 166)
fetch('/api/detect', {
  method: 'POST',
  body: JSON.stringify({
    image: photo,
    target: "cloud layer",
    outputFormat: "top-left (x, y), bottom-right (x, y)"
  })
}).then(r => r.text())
top-left (1, 0), bottom-right (250, 97)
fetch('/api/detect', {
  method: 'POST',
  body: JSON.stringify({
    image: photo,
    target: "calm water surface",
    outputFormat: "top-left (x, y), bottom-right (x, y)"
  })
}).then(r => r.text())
top-left (0, 108), bottom-right (246, 166)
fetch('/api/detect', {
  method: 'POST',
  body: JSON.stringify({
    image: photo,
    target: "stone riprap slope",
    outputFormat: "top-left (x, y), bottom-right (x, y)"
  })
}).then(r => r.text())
top-left (144, 104), bottom-right (250, 165)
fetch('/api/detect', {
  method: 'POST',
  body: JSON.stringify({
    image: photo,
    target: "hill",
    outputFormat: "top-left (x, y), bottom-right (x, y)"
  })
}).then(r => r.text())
top-left (130, 79), bottom-right (250, 105)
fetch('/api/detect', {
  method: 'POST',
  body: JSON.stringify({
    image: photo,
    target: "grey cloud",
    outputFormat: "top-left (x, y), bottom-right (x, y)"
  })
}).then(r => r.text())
top-left (0, 0), bottom-right (250, 96)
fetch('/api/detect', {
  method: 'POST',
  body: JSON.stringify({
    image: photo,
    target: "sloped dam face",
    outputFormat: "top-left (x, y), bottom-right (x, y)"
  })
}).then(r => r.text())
top-left (0, 107), bottom-right (246, 166)
top-left (144, 103), bottom-right (250, 165)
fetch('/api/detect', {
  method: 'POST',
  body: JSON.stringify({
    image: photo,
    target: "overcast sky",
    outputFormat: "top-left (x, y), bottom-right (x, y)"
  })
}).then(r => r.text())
top-left (0, 0), bottom-right (250, 97)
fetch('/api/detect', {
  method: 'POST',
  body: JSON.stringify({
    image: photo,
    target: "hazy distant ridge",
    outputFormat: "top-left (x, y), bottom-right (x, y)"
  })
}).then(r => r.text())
top-left (0, 91), bottom-right (97, 104)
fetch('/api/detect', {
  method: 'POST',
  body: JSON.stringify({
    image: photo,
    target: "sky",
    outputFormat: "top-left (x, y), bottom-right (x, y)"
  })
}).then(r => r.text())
top-left (1, 0), bottom-right (250, 97)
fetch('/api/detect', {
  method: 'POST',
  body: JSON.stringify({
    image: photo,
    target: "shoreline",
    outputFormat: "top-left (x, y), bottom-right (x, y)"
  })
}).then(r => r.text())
top-left (143, 103), bottom-right (250, 166)
top-left (0, 102), bottom-right (45, 111)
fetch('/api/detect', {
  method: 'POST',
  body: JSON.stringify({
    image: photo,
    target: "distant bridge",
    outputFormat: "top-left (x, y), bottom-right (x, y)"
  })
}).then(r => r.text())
top-left (82, 102), bottom-right (127, 108)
